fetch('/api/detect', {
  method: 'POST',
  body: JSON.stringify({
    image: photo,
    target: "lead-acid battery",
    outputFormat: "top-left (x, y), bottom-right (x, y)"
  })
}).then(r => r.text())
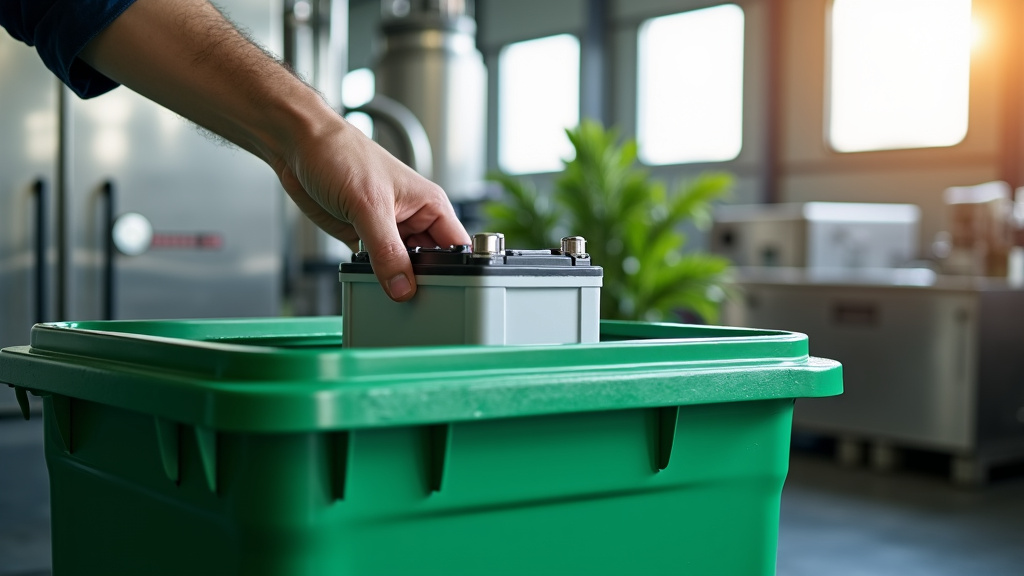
top-left (339, 233), bottom-right (603, 347)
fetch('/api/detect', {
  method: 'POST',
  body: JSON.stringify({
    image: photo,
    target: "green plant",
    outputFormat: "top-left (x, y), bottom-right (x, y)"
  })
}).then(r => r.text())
top-left (485, 120), bottom-right (734, 323)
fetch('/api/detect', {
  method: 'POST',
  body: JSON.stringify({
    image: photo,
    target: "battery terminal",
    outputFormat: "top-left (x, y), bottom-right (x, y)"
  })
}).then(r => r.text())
top-left (471, 232), bottom-right (505, 256)
top-left (561, 236), bottom-right (589, 259)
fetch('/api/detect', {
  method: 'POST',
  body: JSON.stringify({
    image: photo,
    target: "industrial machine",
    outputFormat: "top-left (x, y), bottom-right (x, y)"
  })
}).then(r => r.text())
top-left (374, 0), bottom-right (488, 203)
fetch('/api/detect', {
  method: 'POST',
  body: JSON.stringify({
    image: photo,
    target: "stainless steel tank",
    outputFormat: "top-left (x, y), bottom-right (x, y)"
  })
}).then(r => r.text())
top-left (375, 0), bottom-right (487, 202)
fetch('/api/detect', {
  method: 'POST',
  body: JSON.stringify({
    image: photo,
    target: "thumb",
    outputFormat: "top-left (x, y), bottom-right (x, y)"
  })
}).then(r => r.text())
top-left (354, 209), bottom-right (417, 302)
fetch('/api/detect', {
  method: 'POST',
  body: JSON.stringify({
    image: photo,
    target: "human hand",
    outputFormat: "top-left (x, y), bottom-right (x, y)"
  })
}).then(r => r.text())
top-left (275, 116), bottom-right (470, 301)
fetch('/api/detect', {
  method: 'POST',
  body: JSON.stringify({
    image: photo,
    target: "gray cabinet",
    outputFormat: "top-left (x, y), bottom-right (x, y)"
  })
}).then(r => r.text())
top-left (724, 268), bottom-right (1024, 483)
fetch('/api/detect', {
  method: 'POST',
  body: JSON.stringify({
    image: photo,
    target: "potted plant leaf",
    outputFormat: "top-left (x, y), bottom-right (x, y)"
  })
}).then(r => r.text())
top-left (485, 120), bottom-right (734, 323)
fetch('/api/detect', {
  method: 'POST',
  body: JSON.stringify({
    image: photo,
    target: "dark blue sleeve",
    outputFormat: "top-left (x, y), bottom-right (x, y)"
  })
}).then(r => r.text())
top-left (0, 0), bottom-right (138, 98)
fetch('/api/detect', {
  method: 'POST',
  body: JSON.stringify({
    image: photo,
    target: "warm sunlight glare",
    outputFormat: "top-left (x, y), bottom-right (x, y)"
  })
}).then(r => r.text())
top-left (971, 17), bottom-right (986, 49)
top-left (829, 0), bottom-right (972, 153)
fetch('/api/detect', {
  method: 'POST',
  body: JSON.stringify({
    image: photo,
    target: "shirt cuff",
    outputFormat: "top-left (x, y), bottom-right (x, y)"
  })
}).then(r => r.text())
top-left (33, 0), bottom-right (137, 99)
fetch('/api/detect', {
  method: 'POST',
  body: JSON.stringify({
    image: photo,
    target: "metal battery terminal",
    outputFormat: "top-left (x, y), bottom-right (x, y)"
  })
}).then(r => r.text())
top-left (561, 236), bottom-right (589, 260)
top-left (472, 232), bottom-right (505, 256)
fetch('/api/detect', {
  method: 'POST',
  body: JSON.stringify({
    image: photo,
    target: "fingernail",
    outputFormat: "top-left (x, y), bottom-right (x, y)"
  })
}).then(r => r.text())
top-left (388, 273), bottom-right (413, 299)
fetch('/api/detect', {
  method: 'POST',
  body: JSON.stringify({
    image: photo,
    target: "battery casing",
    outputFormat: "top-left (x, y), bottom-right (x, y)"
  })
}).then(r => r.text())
top-left (339, 246), bottom-right (603, 347)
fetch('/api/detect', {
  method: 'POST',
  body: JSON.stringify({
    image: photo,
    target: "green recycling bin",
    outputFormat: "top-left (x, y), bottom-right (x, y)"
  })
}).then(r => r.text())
top-left (0, 317), bottom-right (841, 576)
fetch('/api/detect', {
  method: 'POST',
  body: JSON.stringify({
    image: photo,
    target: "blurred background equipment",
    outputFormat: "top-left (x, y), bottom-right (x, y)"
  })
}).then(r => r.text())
top-left (717, 194), bottom-right (1024, 485)
top-left (1011, 188), bottom-right (1024, 284)
top-left (375, 0), bottom-right (488, 204)
top-left (724, 268), bottom-right (1024, 485)
top-left (711, 202), bottom-right (921, 269)
top-left (938, 180), bottom-right (1015, 277)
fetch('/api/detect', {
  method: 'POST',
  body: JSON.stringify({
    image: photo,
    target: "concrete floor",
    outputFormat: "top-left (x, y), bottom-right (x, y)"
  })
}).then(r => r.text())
top-left (779, 439), bottom-right (1024, 576)
top-left (1, 412), bottom-right (1023, 576)
top-left (0, 415), bottom-right (50, 576)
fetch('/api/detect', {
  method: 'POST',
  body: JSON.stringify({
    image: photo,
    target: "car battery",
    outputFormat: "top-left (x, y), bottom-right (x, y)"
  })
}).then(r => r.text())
top-left (339, 233), bottom-right (603, 347)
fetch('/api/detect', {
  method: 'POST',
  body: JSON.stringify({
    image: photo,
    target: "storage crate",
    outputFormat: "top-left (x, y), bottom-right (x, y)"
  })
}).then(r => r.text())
top-left (0, 317), bottom-right (841, 576)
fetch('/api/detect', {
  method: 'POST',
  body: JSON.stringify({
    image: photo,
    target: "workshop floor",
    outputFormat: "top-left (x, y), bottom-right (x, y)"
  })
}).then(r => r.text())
top-left (2, 413), bottom-right (1023, 576)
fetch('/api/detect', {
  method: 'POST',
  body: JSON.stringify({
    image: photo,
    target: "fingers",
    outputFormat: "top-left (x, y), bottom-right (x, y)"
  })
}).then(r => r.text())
top-left (395, 187), bottom-right (471, 248)
top-left (352, 199), bottom-right (418, 302)
top-left (424, 209), bottom-right (472, 247)
top-left (404, 232), bottom-right (440, 249)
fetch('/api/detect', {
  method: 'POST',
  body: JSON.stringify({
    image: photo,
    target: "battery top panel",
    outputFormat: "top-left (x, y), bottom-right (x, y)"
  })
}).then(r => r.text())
top-left (340, 245), bottom-right (604, 277)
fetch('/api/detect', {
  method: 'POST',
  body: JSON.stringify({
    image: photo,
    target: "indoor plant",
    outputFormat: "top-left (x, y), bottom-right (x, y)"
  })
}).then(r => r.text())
top-left (485, 120), bottom-right (734, 323)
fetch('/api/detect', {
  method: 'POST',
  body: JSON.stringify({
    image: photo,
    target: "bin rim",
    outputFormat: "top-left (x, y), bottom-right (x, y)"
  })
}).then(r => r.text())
top-left (0, 317), bottom-right (842, 432)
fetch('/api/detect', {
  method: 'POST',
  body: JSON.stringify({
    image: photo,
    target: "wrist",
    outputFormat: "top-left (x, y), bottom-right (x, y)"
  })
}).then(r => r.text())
top-left (248, 78), bottom-right (339, 172)
top-left (254, 78), bottom-right (371, 187)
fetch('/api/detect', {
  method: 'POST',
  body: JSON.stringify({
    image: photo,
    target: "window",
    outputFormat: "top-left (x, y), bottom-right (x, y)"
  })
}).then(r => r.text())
top-left (498, 34), bottom-right (581, 174)
top-left (341, 67), bottom-right (375, 138)
top-left (637, 5), bottom-right (745, 165)
top-left (829, 0), bottom-right (973, 152)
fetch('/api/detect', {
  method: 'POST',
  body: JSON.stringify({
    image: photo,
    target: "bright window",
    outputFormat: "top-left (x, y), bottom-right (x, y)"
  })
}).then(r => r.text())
top-left (637, 4), bottom-right (745, 165)
top-left (341, 67), bottom-right (375, 138)
top-left (829, 0), bottom-right (973, 152)
top-left (498, 34), bottom-right (580, 174)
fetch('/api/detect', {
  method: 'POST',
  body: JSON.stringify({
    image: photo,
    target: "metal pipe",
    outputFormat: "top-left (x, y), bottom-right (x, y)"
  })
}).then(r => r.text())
top-left (347, 94), bottom-right (434, 179)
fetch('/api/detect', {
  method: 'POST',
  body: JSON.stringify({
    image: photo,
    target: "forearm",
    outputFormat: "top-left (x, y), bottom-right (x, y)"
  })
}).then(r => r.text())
top-left (77, 0), bottom-right (470, 301)
top-left (78, 0), bottom-right (331, 171)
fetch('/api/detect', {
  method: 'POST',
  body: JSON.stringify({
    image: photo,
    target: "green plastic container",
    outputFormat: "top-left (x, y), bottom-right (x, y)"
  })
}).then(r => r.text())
top-left (0, 317), bottom-right (841, 576)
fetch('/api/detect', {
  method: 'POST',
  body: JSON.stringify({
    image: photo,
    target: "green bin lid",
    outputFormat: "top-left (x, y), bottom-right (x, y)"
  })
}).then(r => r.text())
top-left (0, 317), bottom-right (841, 432)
